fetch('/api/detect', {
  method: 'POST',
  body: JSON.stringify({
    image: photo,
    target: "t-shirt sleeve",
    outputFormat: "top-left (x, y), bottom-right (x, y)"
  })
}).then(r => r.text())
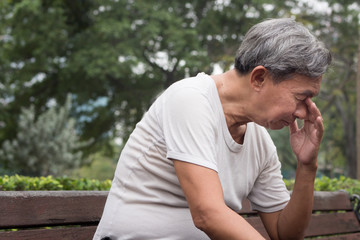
top-left (161, 87), bottom-right (218, 172)
top-left (247, 151), bottom-right (290, 213)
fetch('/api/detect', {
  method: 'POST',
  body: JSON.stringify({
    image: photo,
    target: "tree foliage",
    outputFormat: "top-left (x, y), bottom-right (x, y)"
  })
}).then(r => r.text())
top-left (0, 0), bottom-right (289, 156)
top-left (0, 95), bottom-right (91, 176)
top-left (0, 0), bottom-right (359, 177)
top-left (294, 0), bottom-right (359, 177)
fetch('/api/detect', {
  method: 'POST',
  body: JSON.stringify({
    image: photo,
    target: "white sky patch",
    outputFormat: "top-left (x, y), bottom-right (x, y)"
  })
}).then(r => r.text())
top-left (245, 6), bottom-right (260, 18)
top-left (212, 63), bottom-right (224, 75)
top-left (131, 62), bottom-right (146, 75)
top-left (115, 137), bottom-right (123, 146)
top-left (90, 97), bottom-right (108, 107)
top-left (263, 4), bottom-right (275, 12)
top-left (118, 56), bottom-right (126, 62)
top-left (53, 56), bottom-right (67, 68)
top-left (115, 123), bottom-right (124, 145)
top-left (131, 19), bottom-right (144, 30)
top-left (148, 51), bottom-right (178, 71)
top-left (300, 0), bottom-right (331, 14)
top-left (179, 59), bottom-right (186, 67)
top-left (214, 0), bottom-right (231, 11)
top-left (349, 2), bottom-right (360, 11)
top-left (24, 73), bottom-right (46, 87)
top-left (10, 61), bottom-right (24, 69)
top-left (46, 98), bottom-right (57, 108)
top-left (349, 2), bottom-right (360, 24)
top-left (151, 51), bottom-right (168, 67)
top-left (1, 96), bottom-right (14, 106)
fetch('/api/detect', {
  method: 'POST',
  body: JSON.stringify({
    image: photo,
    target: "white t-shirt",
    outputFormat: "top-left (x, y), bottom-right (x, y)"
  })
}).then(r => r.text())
top-left (94, 73), bottom-right (290, 240)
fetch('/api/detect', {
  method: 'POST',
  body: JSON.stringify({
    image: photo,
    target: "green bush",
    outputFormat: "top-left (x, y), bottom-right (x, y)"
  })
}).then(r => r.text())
top-left (1, 175), bottom-right (359, 195)
top-left (284, 176), bottom-right (360, 196)
top-left (0, 175), bottom-right (112, 191)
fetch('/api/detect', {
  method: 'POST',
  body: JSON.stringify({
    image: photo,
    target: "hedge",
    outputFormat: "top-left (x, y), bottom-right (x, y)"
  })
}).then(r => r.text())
top-left (284, 175), bottom-right (360, 196)
top-left (0, 175), bottom-right (359, 196)
top-left (0, 175), bottom-right (112, 191)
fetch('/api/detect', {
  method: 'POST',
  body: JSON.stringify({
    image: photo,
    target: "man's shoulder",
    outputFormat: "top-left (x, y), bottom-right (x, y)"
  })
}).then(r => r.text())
top-left (166, 72), bottom-right (213, 93)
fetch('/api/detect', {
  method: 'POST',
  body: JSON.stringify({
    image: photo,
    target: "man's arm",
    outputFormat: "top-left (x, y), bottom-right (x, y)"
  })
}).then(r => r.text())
top-left (173, 160), bottom-right (265, 239)
top-left (260, 98), bottom-right (323, 240)
top-left (259, 164), bottom-right (316, 239)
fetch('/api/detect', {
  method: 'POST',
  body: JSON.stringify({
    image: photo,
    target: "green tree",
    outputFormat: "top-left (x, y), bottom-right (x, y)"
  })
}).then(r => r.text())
top-left (263, 0), bottom-right (359, 178)
top-left (6, 0), bottom-right (358, 179)
top-left (0, 95), bottom-right (91, 176)
top-left (0, 0), bottom-right (290, 158)
top-left (297, 0), bottom-right (359, 178)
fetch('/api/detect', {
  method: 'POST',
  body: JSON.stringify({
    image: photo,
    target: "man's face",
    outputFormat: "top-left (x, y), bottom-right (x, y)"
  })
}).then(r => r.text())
top-left (256, 75), bottom-right (321, 130)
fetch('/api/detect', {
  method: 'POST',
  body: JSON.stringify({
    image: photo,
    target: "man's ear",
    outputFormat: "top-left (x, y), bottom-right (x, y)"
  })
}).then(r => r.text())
top-left (250, 66), bottom-right (269, 91)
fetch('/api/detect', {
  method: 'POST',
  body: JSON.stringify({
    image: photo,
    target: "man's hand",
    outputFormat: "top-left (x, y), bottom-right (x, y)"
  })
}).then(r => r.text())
top-left (289, 98), bottom-right (324, 165)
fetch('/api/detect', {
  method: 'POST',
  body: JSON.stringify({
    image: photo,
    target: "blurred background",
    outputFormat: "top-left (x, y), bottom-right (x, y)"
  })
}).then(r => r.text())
top-left (0, 0), bottom-right (359, 181)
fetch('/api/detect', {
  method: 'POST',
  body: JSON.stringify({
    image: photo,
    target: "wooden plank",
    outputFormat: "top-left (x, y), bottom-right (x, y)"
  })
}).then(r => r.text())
top-left (0, 226), bottom-right (97, 240)
top-left (305, 212), bottom-right (360, 237)
top-left (239, 191), bottom-right (353, 214)
top-left (1, 190), bottom-right (359, 239)
top-left (308, 232), bottom-right (360, 240)
top-left (0, 191), bottom-right (108, 228)
top-left (312, 191), bottom-right (353, 211)
top-left (244, 216), bottom-right (270, 239)
top-left (238, 199), bottom-right (256, 214)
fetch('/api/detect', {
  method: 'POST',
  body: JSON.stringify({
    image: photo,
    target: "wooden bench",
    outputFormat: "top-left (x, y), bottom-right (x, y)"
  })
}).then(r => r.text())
top-left (0, 191), bottom-right (359, 240)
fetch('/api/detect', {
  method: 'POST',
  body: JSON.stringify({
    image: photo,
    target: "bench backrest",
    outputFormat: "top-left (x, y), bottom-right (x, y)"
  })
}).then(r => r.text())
top-left (238, 191), bottom-right (360, 239)
top-left (0, 191), bottom-right (107, 240)
top-left (0, 191), bottom-right (359, 240)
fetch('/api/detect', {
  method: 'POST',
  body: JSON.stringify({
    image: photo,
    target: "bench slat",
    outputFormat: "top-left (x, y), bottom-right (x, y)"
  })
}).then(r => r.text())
top-left (311, 232), bottom-right (360, 240)
top-left (245, 216), bottom-right (270, 239)
top-left (239, 191), bottom-right (353, 214)
top-left (238, 199), bottom-right (256, 214)
top-left (0, 191), bottom-right (107, 228)
top-left (312, 191), bottom-right (353, 211)
top-left (0, 190), bottom-right (359, 239)
top-left (0, 226), bottom-right (97, 240)
top-left (243, 212), bottom-right (360, 240)
top-left (305, 212), bottom-right (360, 237)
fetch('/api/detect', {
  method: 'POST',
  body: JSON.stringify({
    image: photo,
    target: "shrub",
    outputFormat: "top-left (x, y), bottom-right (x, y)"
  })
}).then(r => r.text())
top-left (0, 96), bottom-right (93, 176)
top-left (1, 175), bottom-right (359, 195)
top-left (284, 176), bottom-right (360, 196)
top-left (0, 175), bottom-right (112, 191)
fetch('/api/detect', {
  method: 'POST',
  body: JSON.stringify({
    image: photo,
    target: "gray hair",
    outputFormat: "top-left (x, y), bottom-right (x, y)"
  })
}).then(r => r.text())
top-left (234, 18), bottom-right (332, 83)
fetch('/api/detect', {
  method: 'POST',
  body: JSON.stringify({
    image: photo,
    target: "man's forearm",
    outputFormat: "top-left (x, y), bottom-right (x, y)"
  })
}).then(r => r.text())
top-left (197, 204), bottom-right (265, 240)
top-left (277, 161), bottom-right (317, 239)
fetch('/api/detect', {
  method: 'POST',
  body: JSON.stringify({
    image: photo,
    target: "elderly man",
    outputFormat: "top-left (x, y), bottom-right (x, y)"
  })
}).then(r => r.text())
top-left (94, 18), bottom-right (331, 240)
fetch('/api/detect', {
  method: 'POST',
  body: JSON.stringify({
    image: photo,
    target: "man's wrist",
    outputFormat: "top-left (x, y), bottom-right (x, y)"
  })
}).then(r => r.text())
top-left (297, 159), bottom-right (318, 173)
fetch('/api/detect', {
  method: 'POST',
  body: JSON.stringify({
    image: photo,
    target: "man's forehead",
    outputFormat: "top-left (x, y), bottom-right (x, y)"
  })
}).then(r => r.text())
top-left (299, 76), bottom-right (321, 97)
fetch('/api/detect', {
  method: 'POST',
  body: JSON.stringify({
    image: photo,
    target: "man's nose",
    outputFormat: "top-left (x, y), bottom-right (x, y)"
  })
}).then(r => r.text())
top-left (293, 102), bottom-right (308, 120)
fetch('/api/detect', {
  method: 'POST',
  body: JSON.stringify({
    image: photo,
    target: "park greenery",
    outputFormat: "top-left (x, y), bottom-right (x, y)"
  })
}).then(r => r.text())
top-left (0, 95), bottom-right (93, 176)
top-left (1, 175), bottom-right (359, 197)
top-left (0, 175), bottom-right (112, 191)
top-left (0, 0), bottom-right (359, 180)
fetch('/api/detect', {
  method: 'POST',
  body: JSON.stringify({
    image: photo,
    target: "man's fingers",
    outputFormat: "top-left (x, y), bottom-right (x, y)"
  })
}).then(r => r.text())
top-left (315, 116), bottom-right (324, 139)
top-left (289, 119), bottom-right (298, 134)
top-left (305, 98), bottom-right (322, 122)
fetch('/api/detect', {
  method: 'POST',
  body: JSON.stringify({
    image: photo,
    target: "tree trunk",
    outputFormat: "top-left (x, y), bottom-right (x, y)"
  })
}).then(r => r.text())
top-left (356, 37), bottom-right (360, 179)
